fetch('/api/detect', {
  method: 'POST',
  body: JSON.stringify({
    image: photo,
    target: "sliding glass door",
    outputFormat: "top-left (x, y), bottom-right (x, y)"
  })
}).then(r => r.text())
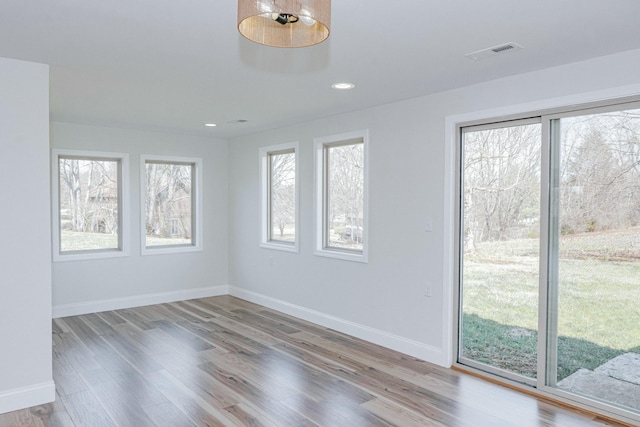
top-left (457, 101), bottom-right (640, 421)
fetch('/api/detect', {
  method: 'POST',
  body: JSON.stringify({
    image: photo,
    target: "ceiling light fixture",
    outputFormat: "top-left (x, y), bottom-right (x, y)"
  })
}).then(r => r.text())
top-left (238, 0), bottom-right (331, 48)
top-left (331, 82), bottom-right (355, 90)
top-left (204, 123), bottom-right (217, 127)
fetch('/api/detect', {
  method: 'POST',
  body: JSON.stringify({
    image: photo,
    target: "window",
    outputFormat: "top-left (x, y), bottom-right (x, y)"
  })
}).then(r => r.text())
top-left (52, 150), bottom-right (129, 261)
top-left (141, 155), bottom-right (202, 254)
top-left (314, 130), bottom-right (368, 262)
top-left (170, 218), bottom-right (180, 236)
top-left (259, 142), bottom-right (299, 252)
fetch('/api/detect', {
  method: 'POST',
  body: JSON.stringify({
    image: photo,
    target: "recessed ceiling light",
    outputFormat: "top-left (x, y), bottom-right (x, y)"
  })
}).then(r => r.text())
top-left (331, 82), bottom-right (355, 90)
top-left (204, 123), bottom-right (217, 127)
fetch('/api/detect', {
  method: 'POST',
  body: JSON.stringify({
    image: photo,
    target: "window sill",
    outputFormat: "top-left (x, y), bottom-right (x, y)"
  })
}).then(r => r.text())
top-left (53, 249), bottom-right (129, 262)
top-left (260, 241), bottom-right (299, 253)
top-left (314, 248), bottom-right (368, 263)
top-left (141, 244), bottom-right (202, 256)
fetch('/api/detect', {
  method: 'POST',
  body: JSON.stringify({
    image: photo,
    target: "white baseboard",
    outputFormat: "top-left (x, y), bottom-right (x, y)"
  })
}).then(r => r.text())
top-left (228, 286), bottom-right (448, 367)
top-left (52, 284), bottom-right (448, 367)
top-left (0, 381), bottom-right (55, 415)
top-left (52, 285), bottom-right (229, 318)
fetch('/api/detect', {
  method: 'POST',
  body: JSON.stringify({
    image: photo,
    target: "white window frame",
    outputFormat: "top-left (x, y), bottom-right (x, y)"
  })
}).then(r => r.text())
top-left (259, 142), bottom-right (299, 253)
top-left (446, 92), bottom-right (640, 426)
top-left (52, 149), bottom-right (130, 262)
top-left (314, 129), bottom-right (369, 263)
top-left (140, 155), bottom-right (203, 256)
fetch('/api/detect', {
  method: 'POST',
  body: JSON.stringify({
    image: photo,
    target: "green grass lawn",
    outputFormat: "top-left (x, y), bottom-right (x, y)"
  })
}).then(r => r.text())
top-left (462, 229), bottom-right (640, 380)
top-left (61, 230), bottom-right (191, 251)
top-left (61, 230), bottom-right (118, 251)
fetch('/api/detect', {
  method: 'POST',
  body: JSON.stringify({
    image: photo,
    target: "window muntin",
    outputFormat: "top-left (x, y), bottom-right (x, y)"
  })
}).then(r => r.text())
top-left (259, 142), bottom-right (299, 252)
top-left (314, 130), bottom-right (368, 262)
top-left (141, 155), bottom-right (202, 254)
top-left (52, 150), bottom-right (129, 261)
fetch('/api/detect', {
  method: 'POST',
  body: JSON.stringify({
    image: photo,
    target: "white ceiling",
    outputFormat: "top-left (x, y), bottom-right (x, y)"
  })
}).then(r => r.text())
top-left (1, 1), bottom-right (640, 138)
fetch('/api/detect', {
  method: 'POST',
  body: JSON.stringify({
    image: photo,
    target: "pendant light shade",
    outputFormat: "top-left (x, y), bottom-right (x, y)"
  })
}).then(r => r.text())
top-left (238, 0), bottom-right (331, 48)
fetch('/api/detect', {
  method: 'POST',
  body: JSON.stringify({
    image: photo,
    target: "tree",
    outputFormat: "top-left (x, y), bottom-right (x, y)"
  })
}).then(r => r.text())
top-left (463, 124), bottom-right (541, 248)
top-left (270, 151), bottom-right (296, 239)
top-left (558, 110), bottom-right (640, 234)
top-left (59, 158), bottom-right (118, 234)
top-left (328, 143), bottom-right (364, 246)
top-left (145, 162), bottom-right (192, 239)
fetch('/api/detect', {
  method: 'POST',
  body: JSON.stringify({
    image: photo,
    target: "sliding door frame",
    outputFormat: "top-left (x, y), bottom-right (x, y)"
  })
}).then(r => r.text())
top-left (540, 101), bottom-right (640, 419)
top-left (457, 117), bottom-right (542, 387)
top-left (451, 95), bottom-right (640, 425)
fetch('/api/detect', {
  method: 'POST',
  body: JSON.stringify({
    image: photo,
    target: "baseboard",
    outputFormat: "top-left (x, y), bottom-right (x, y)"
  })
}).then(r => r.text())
top-left (228, 286), bottom-right (448, 367)
top-left (52, 285), bottom-right (229, 318)
top-left (0, 381), bottom-right (55, 415)
top-left (52, 285), bottom-right (447, 367)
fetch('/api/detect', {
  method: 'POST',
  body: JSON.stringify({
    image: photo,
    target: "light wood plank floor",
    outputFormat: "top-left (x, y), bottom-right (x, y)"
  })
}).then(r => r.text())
top-left (0, 296), bottom-right (630, 426)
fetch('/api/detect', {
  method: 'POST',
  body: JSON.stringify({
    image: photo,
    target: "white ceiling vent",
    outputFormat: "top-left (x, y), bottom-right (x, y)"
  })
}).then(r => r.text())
top-left (465, 42), bottom-right (523, 61)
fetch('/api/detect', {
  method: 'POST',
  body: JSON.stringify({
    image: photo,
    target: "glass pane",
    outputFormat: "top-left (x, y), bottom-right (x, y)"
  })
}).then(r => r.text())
top-left (460, 122), bottom-right (542, 380)
top-left (327, 142), bottom-right (364, 251)
top-left (553, 108), bottom-right (640, 413)
top-left (269, 151), bottom-right (296, 242)
top-left (58, 158), bottom-right (119, 252)
top-left (145, 162), bottom-right (193, 247)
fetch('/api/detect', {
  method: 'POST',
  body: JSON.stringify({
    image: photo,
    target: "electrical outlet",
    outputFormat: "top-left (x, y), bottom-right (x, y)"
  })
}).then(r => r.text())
top-left (425, 282), bottom-right (432, 297)
top-left (269, 256), bottom-right (274, 267)
top-left (425, 217), bottom-right (433, 232)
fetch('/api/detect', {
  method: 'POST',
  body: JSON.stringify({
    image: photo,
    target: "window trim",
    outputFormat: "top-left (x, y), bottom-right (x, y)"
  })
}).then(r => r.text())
top-left (313, 129), bottom-right (369, 263)
top-left (52, 149), bottom-right (130, 262)
top-left (259, 142), bottom-right (300, 253)
top-left (140, 154), bottom-right (203, 256)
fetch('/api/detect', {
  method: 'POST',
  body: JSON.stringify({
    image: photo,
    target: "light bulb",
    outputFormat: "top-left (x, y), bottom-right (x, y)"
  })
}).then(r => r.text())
top-left (331, 82), bottom-right (355, 90)
top-left (299, 16), bottom-right (316, 26)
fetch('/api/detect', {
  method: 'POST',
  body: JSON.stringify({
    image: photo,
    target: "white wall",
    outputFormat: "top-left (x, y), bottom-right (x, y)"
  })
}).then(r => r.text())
top-left (227, 48), bottom-right (640, 367)
top-left (51, 122), bottom-right (229, 315)
top-left (0, 58), bottom-right (54, 412)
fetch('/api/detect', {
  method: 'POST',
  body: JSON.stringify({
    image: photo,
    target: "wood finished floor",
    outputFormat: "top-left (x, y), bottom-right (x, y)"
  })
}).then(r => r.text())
top-left (0, 296), bottom-right (630, 427)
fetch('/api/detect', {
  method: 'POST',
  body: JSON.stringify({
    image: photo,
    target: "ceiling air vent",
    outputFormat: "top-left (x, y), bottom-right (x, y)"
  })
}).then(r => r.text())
top-left (465, 42), bottom-right (523, 61)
